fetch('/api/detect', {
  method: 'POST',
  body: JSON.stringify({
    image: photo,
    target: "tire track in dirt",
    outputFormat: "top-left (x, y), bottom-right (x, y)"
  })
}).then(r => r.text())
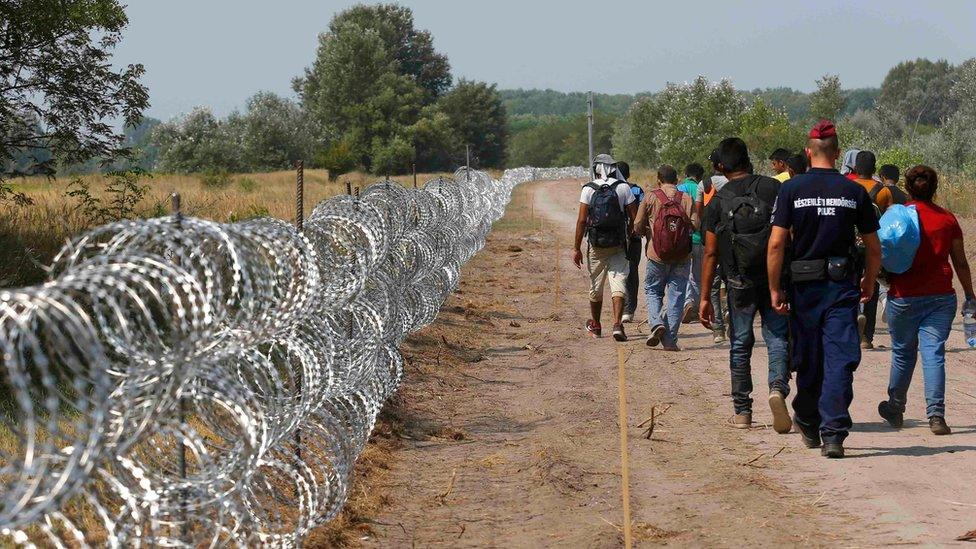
top-left (361, 179), bottom-right (976, 547)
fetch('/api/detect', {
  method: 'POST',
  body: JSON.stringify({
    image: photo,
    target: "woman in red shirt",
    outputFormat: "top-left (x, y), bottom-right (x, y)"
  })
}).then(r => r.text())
top-left (878, 166), bottom-right (976, 435)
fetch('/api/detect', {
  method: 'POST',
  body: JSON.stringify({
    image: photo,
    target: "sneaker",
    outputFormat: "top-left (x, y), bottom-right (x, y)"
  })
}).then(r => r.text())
top-left (729, 412), bottom-right (752, 429)
top-left (621, 313), bottom-right (634, 323)
top-left (585, 320), bottom-right (602, 338)
top-left (712, 329), bottom-right (727, 344)
top-left (794, 415), bottom-right (821, 448)
top-left (878, 400), bottom-right (904, 428)
top-left (768, 391), bottom-right (792, 434)
top-left (821, 443), bottom-right (844, 458)
top-left (929, 416), bottom-right (952, 435)
top-left (646, 325), bottom-right (665, 347)
top-left (681, 303), bottom-right (697, 324)
top-left (861, 339), bottom-right (874, 350)
top-left (662, 344), bottom-right (682, 352)
top-left (612, 323), bottom-right (627, 342)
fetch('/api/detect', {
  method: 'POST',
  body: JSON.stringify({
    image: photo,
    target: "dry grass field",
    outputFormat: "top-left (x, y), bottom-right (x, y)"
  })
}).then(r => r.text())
top-left (0, 169), bottom-right (460, 287)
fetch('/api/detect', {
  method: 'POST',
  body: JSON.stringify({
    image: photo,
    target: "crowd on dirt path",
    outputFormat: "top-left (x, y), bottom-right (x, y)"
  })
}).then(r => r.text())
top-left (572, 119), bottom-right (976, 459)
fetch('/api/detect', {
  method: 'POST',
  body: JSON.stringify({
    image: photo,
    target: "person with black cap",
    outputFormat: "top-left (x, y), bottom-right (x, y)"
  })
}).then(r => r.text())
top-left (696, 149), bottom-right (729, 343)
top-left (767, 120), bottom-right (882, 459)
top-left (769, 148), bottom-right (792, 182)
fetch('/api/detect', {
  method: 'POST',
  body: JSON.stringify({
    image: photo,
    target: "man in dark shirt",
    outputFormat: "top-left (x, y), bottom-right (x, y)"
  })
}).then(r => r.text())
top-left (699, 137), bottom-right (791, 433)
top-left (767, 120), bottom-right (882, 459)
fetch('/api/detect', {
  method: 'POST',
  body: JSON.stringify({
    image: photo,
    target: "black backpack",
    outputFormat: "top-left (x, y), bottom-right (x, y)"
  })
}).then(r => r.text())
top-left (715, 176), bottom-right (774, 290)
top-left (870, 182), bottom-right (909, 215)
top-left (585, 181), bottom-right (627, 248)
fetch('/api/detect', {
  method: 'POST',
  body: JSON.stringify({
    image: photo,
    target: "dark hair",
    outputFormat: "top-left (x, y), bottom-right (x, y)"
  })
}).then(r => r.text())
top-left (769, 148), bottom-right (790, 162)
top-left (718, 137), bottom-right (751, 173)
top-left (708, 148), bottom-right (721, 171)
top-left (878, 164), bottom-right (899, 182)
top-left (786, 153), bottom-right (808, 175)
top-left (657, 164), bottom-right (678, 184)
top-left (855, 150), bottom-right (876, 177)
top-left (616, 161), bottom-right (630, 180)
top-left (685, 162), bottom-right (705, 180)
top-left (904, 165), bottom-right (938, 201)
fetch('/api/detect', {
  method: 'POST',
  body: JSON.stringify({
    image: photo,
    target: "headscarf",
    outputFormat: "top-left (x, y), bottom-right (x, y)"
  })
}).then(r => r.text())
top-left (840, 149), bottom-right (860, 175)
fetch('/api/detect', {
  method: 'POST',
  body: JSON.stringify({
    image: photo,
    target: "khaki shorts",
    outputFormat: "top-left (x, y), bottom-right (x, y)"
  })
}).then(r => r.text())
top-left (586, 245), bottom-right (628, 302)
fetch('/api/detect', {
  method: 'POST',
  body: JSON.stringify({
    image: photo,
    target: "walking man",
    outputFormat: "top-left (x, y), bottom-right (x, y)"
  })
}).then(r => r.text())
top-left (696, 150), bottom-right (729, 343)
top-left (700, 138), bottom-right (790, 431)
top-left (678, 163), bottom-right (705, 323)
top-left (767, 121), bottom-right (882, 459)
top-left (634, 165), bottom-right (698, 351)
top-left (617, 161), bottom-right (644, 323)
top-left (573, 153), bottom-right (638, 341)
top-left (769, 148), bottom-right (792, 182)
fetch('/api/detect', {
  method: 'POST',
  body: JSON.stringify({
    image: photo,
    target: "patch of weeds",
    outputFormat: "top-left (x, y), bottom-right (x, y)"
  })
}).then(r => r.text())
top-left (199, 168), bottom-right (231, 189)
top-left (237, 177), bottom-right (257, 193)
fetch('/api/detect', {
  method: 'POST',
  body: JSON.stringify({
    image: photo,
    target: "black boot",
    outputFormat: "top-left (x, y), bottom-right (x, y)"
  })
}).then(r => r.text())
top-left (794, 415), bottom-right (821, 448)
top-left (878, 401), bottom-right (904, 428)
top-left (929, 416), bottom-right (951, 435)
top-left (821, 443), bottom-right (844, 458)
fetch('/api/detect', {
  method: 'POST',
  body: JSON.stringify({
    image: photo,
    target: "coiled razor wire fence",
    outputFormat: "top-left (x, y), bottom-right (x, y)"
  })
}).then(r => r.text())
top-left (0, 166), bottom-right (585, 547)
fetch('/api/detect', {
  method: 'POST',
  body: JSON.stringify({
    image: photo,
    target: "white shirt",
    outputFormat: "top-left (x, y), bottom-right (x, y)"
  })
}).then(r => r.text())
top-left (580, 178), bottom-right (636, 211)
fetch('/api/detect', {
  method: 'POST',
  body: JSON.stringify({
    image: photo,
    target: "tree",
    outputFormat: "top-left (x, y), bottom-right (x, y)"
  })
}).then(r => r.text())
top-left (407, 105), bottom-right (460, 172)
top-left (238, 92), bottom-right (317, 171)
top-left (327, 4), bottom-right (451, 102)
top-left (437, 80), bottom-right (508, 168)
top-left (809, 74), bottom-right (846, 122)
top-left (294, 4), bottom-right (451, 170)
top-left (740, 98), bottom-right (803, 162)
top-left (371, 135), bottom-right (414, 175)
top-left (152, 108), bottom-right (244, 173)
top-left (0, 0), bottom-right (148, 201)
top-left (878, 58), bottom-right (957, 127)
top-left (613, 96), bottom-right (664, 166)
top-left (655, 77), bottom-right (744, 168)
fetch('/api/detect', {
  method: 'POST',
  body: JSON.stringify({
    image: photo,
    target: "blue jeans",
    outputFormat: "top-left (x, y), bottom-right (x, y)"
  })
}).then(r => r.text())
top-left (728, 290), bottom-right (791, 414)
top-left (624, 238), bottom-right (642, 315)
top-left (644, 259), bottom-right (689, 347)
top-left (886, 293), bottom-right (957, 418)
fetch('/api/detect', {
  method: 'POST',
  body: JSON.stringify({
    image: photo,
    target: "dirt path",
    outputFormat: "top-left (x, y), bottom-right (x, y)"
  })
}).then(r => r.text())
top-left (362, 179), bottom-right (976, 547)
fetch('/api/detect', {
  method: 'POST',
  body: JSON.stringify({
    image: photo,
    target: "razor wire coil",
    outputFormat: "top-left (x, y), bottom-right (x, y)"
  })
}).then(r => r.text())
top-left (0, 166), bottom-right (585, 547)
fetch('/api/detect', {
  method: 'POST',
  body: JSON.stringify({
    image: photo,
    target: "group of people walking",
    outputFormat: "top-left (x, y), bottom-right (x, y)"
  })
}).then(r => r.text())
top-left (573, 119), bottom-right (975, 458)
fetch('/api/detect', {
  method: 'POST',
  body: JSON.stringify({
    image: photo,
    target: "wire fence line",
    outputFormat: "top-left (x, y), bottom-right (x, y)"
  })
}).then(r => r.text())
top-left (0, 166), bottom-right (585, 547)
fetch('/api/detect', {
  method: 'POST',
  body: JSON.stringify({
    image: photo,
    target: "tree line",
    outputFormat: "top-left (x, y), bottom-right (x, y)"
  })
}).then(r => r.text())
top-left (508, 57), bottom-right (976, 177)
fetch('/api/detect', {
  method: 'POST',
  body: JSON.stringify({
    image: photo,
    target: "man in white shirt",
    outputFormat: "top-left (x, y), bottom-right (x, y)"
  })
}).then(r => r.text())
top-left (573, 154), bottom-right (638, 341)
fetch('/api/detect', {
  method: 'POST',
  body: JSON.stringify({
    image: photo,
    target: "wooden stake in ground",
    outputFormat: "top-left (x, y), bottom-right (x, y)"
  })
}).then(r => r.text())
top-left (616, 346), bottom-right (633, 549)
top-left (553, 233), bottom-right (561, 315)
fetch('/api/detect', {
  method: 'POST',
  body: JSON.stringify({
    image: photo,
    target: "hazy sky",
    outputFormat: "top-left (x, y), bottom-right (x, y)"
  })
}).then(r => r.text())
top-left (117, 0), bottom-right (976, 121)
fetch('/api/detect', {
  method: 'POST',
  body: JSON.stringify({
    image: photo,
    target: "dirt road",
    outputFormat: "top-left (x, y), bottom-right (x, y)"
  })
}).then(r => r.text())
top-left (363, 179), bottom-right (976, 547)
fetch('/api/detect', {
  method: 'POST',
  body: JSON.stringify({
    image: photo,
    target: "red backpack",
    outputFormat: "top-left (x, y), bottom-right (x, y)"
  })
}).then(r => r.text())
top-left (651, 189), bottom-right (693, 261)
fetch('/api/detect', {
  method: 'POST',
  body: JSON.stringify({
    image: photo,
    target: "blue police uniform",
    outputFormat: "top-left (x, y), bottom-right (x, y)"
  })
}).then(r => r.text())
top-left (772, 168), bottom-right (879, 443)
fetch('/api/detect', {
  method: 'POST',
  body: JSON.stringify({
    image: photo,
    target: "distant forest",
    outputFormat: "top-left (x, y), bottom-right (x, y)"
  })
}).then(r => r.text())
top-left (499, 86), bottom-right (879, 122)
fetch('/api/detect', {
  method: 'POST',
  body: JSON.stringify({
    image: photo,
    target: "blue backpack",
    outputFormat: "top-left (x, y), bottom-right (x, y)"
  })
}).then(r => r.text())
top-left (585, 181), bottom-right (627, 248)
top-left (879, 204), bottom-right (921, 274)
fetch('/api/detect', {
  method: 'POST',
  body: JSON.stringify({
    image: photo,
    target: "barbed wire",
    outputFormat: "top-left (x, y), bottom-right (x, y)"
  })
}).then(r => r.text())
top-left (0, 166), bottom-right (585, 547)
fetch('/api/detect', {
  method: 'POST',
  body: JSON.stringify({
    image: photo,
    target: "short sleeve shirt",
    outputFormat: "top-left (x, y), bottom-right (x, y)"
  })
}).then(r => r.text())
top-left (677, 178), bottom-right (702, 245)
top-left (580, 178), bottom-right (636, 211)
top-left (702, 174), bottom-right (781, 281)
top-left (888, 201), bottom-right (963, 298)
top-left (771, 168), bottom-right (879, 262)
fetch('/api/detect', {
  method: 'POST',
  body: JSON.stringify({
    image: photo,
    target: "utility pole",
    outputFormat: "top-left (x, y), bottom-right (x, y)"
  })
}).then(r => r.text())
top-left (586, 91), bottom-right (594, 169)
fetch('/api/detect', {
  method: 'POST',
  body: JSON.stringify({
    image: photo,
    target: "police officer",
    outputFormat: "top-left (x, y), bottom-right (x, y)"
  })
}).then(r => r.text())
top-left (767, 120), bottom-right (882, 459)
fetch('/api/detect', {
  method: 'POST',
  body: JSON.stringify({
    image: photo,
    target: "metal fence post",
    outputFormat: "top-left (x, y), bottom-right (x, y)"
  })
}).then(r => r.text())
top-left (295, 161), bottom-right (304, 459)
top-left (170, 192), bottom-right (188, 540)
